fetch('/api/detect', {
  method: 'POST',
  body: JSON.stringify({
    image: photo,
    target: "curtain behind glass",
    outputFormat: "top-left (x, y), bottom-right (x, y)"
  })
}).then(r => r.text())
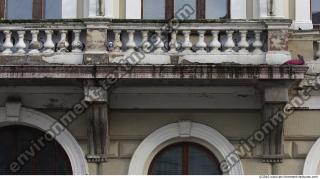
top-left (45, 0), bottom-right (62, 19)
top-left (7, 0), bottom-right (32, 19)
top-left (312, 0), bottom-right (320, 24)
top-left (206, 0), bottom-right (228, 19)
top-left (174, 0), bottom-right (196, 19)
top-left (143, 0), bottom-right (165, 19)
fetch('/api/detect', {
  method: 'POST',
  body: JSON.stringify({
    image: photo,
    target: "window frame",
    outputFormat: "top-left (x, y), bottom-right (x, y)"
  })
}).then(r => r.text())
top-left (0, 0), bottom-right (5, 19)
top-left (148, 142), bottom-right (222, 175)
top-left (1, 0), bottom-right (63, 20)
top-left (311, 0), bottom-right (320, 29)
top-left (0, 125), bottom-right (73, 175)
top-left (32, 0), bottom-right (44, 20)
top-left (141, 0), bottom-right (230, 20)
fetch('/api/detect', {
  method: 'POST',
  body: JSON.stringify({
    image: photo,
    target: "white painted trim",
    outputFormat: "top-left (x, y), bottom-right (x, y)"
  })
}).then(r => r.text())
top-left (0, 104), bottom-right (89, 175)
top-left (303, 137), bottom-right (320, 175)
top-left (83, 0), bottom-right (113, 18)
top-left (253, 0), bottom-right (285, 19)
top-left (83, 0), bottom-right (96, 17)
top-left (292, 0), bottom-right (313, 30)
top-left (105, 0), bottom-right (113, 18)
top-left (128, 121), bottom-right (244, 175)
top-left (62, 0), bottom-right (77, 18)
top-left (125, 0), bottom-right (141, 19)
top-left (274, 0), bottom-right (285, 18)
top-left (230, 0), bottom-right (247, 19)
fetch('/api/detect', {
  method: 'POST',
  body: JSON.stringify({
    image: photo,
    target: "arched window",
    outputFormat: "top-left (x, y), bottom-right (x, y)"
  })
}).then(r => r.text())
top-left (312, 0), bottom-right (320, 25)
top-left (0, 125), bottom-right (72, 175)
top-left (148, 142), bottom-right (222, 175)
top-left (142, 0), bottom-right (229, 20)
top-left (0, 0), bottom-right (62, 20)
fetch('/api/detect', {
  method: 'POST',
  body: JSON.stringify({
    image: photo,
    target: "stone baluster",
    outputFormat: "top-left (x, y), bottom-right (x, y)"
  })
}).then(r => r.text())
top-left (209, 30), bottom-right (221, 54)
top-left (15, 31), bottom-right (27, 54)
top-left (43, 30), bottom-right (55, 53)
top-left (2, 30), bottom-right (13, 54)
top-left (58, 30), bottom-right (69, 52)
top-left (169, 31), bottom-right (178, 53)
top-left (29, 30), bottom-right (41, 54)
top-left (126, 30), bottom-right (136, 52)
top-left (141, 31), bottom-right (151, 53)
top-left (196, 30), bottom-right (207, 53)
top-left (316, 41), bottom-right (320, 60)
top-left (72, 30), bottom-right (83, 52)
top-left (182, 30), bottom-right (193, 53)
top-left (253, 30), bottom-right (263, 54)
top-left (224, 31), bottom-right (235, 53)
top-left (238, 30), bottom-right (249, 53)
top-left (113, 30), bottom-right (122, 52)
top-left (154, 30), bottom-right (164, 53)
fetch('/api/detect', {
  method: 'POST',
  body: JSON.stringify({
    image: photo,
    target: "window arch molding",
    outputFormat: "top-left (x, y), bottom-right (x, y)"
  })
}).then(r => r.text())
top-left (128, 121), bottom-right (244, 175)
top-left (0, 102), bottom-right (89, 175)
top-left (303, 137), bottom-right (320, 175)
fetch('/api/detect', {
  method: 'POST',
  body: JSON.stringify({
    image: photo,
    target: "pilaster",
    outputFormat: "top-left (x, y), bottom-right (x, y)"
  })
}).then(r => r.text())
top-left (291, 0), bottom-right (313, 30)
top-left (84, 80), bottom-right (110, 163)
top-left (230, 0), bottom-right (247, 19)
top-left (261, 87), bottom-right (288, 163)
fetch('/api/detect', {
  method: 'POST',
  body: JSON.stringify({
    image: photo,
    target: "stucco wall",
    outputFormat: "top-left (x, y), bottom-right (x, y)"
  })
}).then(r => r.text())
top-left (37, 104), bottom-right (320, 175)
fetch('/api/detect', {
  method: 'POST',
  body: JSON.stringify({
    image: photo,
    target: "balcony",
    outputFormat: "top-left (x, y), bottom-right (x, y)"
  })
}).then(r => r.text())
top-left (0, 19), bottom-right (308, 81)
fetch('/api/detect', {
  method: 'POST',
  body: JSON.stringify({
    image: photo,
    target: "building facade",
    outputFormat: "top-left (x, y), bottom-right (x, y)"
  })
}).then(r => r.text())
top-left (0, 0), bottom-right (319, 175)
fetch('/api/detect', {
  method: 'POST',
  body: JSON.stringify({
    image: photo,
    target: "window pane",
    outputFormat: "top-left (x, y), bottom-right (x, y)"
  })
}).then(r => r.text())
top-left (206, 0), bottom-right (228, 19)
top-left (7, 0), bottom-right (32, 19)
top-left (0, 126), bottom-right (72, 175)
top-left (143, 0), bottom-right (165, 19)
top-left (45, 0), bottom-right (62, 19)
top-left (188, 145), bottom-right (221, 175)
top-left (312, 0), bottom-right (320, 24)
top-left (175, 0), bottom-right (196, 20)
top-left (149, 146), bottom-right (183, 175)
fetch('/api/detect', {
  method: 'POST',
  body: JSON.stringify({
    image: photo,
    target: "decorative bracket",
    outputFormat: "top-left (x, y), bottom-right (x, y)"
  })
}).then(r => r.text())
top-left (261, 87), bottom-right (288, 163)
top-left (5, 98), bottom-right (22, 122)
top-left (84, 80), bottom-right (109, 163)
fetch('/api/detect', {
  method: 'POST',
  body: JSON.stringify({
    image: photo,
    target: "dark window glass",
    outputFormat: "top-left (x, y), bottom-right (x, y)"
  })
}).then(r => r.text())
top-left (206, 0), bottom-right (228, 19)
top-left (45, 0), bottom-right (62, 19)
top-left (143, 0), bottom-right (165, 19)
top-left (0, 125), bottom-right (72, 175)
top-left (7, 0), bottom-right (32, 19)
top-left (188, 145), bottom-right (222, 175)
top-left (149, 145), bottom-right (183, 175)
top-left (312, 0), bottom-right (320, 24)
top-left (149, 143), bottom-right (222, 175)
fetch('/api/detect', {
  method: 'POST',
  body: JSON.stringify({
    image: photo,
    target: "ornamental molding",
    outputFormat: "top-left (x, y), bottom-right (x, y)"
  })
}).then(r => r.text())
top-left (128, 121), bottom-right (244, 175)
top-left (0, 103), bottom-right (89, 175)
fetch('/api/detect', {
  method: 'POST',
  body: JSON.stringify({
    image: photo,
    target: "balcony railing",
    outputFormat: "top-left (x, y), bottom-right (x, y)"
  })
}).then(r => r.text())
top-left (0, 19), bottom-right (292, 65)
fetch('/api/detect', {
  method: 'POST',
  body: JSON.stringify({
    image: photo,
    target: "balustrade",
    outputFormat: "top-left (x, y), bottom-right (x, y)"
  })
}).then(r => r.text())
top-left (107, 29), bottom-right (265, 54)
top-left (0, 20), bottom-right (270, 58)
top-left (0, 28), bottom-right (85, 54)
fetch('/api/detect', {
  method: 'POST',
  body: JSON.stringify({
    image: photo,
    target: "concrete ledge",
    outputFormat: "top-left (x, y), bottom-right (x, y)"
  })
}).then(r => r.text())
top-left (0, 65), bottom-right (308, 80)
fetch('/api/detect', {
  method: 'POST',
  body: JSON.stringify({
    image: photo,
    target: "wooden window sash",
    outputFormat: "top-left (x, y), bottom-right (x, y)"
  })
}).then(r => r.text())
top-left (0, 0), bottom-right (5, 19)
top-left (141, 0), bottom-right (144, 19)
top-left (196, 0), bottom-right (205, 19)
top-left (165, 0), bottom-right (174, 20)
top-left (227, 0), bottom-right (231, 19)
top-left (32, 0), bottom-right (43, 20)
